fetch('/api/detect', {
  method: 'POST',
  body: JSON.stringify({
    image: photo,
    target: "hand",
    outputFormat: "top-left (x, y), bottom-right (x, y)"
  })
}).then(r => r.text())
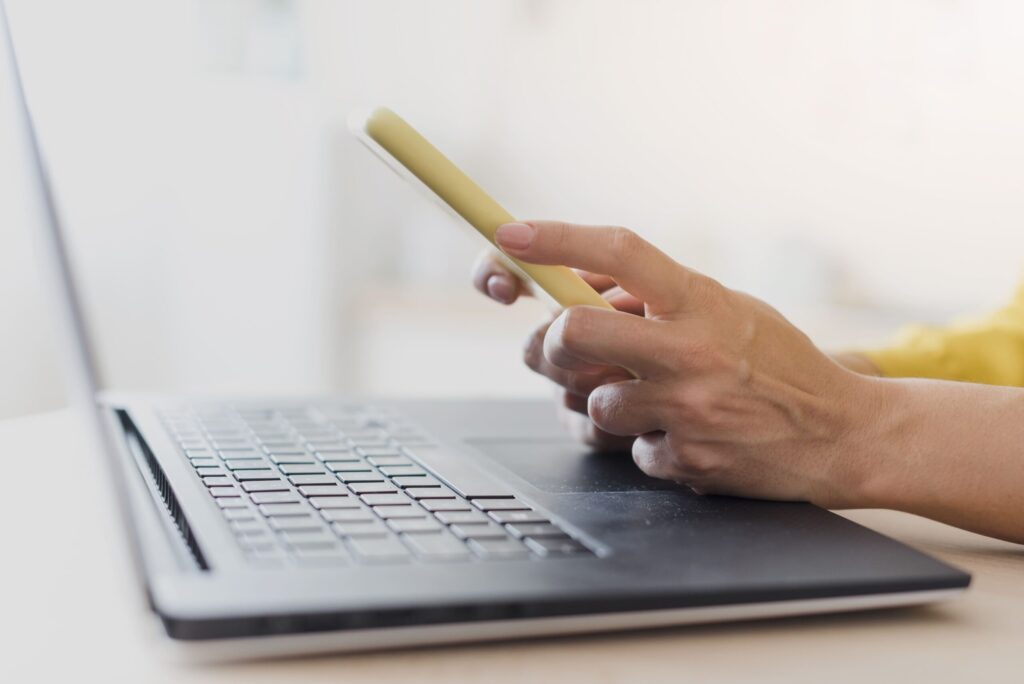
top-left (472, 251), bottom-right (643, 452)
top-left (489, 220), bottom-right (879, 507)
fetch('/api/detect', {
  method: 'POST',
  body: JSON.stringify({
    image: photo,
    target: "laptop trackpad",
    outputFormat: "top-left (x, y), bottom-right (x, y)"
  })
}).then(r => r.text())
top-left (466, 439), bottom-right (686, 494)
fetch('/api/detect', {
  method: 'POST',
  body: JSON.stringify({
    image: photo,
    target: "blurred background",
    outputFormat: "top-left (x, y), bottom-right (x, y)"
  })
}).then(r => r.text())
top-left (2, 0), bottom-right (1022, 419)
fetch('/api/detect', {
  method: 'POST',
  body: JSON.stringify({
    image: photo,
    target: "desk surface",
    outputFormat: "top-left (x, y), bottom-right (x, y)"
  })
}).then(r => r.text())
top-left (2, 409), bottom-right (1022, 682)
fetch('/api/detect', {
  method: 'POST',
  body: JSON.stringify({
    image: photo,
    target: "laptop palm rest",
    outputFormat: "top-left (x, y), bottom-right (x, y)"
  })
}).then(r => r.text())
top-left (464, 439), bottom-right (685, 494)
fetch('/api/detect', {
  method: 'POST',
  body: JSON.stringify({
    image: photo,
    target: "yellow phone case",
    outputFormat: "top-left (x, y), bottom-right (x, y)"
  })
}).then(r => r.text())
top-left (351, 107), bottom-right (612, 311)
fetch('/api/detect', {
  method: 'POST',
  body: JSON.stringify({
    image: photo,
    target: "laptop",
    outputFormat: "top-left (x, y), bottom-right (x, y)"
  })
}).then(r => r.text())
top-left (1, 3), bottom-right (969, 660)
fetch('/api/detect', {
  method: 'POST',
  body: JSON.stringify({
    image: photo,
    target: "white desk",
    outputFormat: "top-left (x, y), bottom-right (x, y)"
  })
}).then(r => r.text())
top-left (3, 410), bottom-right (1022, 683)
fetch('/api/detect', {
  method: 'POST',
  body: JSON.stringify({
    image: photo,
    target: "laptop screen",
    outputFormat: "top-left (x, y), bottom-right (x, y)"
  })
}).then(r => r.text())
top-left (0, 0), bottom-right (105, 405)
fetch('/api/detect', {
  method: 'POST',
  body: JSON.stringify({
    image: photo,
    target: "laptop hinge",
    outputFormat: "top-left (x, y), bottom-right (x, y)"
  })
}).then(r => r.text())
top-left (117, 410), bottom-right (209, 570)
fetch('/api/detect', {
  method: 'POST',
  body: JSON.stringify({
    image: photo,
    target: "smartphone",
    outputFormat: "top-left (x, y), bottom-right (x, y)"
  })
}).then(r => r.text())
top-left (349, 107), bottom-right (612, 311)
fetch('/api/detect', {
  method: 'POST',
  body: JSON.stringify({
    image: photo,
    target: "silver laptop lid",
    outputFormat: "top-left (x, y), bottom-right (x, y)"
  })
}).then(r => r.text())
top-left (1, 0), bottom-right (147, 576)
top-left (0, 1), bottom-right (105, 403)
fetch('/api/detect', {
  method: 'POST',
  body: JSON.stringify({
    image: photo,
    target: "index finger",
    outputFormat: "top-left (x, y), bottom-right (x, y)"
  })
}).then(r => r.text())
top-left (494, 221), bottom-right (694, 311)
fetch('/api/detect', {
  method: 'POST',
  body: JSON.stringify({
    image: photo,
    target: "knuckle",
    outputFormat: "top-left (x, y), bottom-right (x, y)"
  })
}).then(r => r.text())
top-left (676, 334), bottom-right (725, 370)
top-left (688, 273), bottom-right (727, 309)
top-left (684, 387), bottom-right (724, 423)
top-left (674, 385), bottom-right (712, 414)
top-left (610, 226), bottom-right (643, 259)
top-left (675, 444), bottom-right (719, 479)
top-left (672, 385), bottom-right (728, 431)
top-left (663, 431), bottom-right (718, 479)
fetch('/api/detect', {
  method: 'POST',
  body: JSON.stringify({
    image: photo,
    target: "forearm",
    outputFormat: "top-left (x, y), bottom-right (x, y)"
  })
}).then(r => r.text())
top-left (847, 376), bottom-right (1024, 543)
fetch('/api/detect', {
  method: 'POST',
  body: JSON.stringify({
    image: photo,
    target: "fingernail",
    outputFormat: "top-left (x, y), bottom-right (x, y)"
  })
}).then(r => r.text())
top-left (486, 275), bottom-right (516, 304)
top-left (495, 222), bottom-right (535, 250)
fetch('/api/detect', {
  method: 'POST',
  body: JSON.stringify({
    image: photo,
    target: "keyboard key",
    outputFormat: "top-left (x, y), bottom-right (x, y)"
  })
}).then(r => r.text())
top-left (421, 499), bottom-right (472, 512)
top-left (359, 448), bottom-right (403, 459)
top-left (241, 480), bottom-right (290, 493)
top-left (250, 491), bottom-right (299, 504)
top-left (378, 465), bottom-right (426, 477)
top-left (269, 516), bottom-right (326, 532)
top-left (524, 536), bottom-right (588, 557)
top-left (410, 449), bottom-right (516, 499)
top-left (262, 445), bottom-right (306, 454)
top-left (307, 442), bottom-right (348, 452)
top-left (505, 523), bottom-right (567, 539)
top-left (216, 496), bottom-right (247, 509)
top-left (320, 454), bottom-right (361, 465)
top-left (320, 508), bottom-right (375, 522)
top-left (468, 538), bottom-right (530, 560)
top-left (201, 475), bottom-right (234, 487)
top-left (435, 510), bottom-right (490, 525)
top-left (224, 458), bottom-right (269, 470)
top-left (472, 498), bottom-right (530, 512)
top-left (392, 474), bottom-right (443, 488)
top-left (405, 487), bottom-right (455, 500)
top-left (314, 448), bottom-right (354, 458)
top-left (359, 493), bottom-right (409, 507)
top-left (402, 531), bottom-right (471, 561)
top-left (194, 464), bottom-right (225, 476)
top-left (387, 517), bottom-right (442, 533)
top-left (289, 475), bottom-right (338, 486)
top-left (337, 472), bottom-right (385, 484)
top-left (332, 520), bottom-right (389, 537)
top-left (234, 469), bottom-right (280, 481)
top-left (292, 545), bottom-right (349, 565)
top-left (259, 503), bottom-right (310, 517)
top-left (325, 463), bottom-right (373, 473)
top-left (231, 520), bottom-right (271, 538)
top-left (237, 537), bottom-right (278, 553)
top-left (489, 510), bottom-right (549, 525)
top-left (351, 437), bottom-right (391, 448)
top-left (279, 464), bottom-right (327, 476)
top-left (184, 449), bottom-right (215, 458)
top-left (347, 481), bottom-right (398, 495)
top-left (280, 529), bottom-right (336, 545)
top-left (308, 496), bottom-right (358, 509)
top-left (213, 443), bottom-right (257, 453)
top-left (269, 454), bottom-right (315, 464)
top-left (347, 535), bottom-right (413, 562)
top-left (244, 548), bottom-right (287, 566)
top-left (222, 507), bottom-right (257, 521)
top-left (298, 484), bottom-right (348, 497)
top-left (366, 455), bottom-right (410, 467)
top-left (208, 486), bottom-right (240, 498)
top-left (373, 505), bottom-right (427, 520)
top-left (450, 523), bottom-right (507, 540)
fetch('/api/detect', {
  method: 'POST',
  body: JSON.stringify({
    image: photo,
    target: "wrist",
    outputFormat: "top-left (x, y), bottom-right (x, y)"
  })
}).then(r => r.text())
top-left (812, 372), bottom-right (908, 509)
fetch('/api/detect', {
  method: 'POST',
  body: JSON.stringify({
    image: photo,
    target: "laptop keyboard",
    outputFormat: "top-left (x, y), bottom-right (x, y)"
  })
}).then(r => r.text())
top-left (158, 405), bottom-right (595, 567)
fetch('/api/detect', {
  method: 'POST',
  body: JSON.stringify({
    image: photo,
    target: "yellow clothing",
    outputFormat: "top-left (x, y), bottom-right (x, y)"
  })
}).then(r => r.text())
top-left (864, 284), bottom-right (1024, 386)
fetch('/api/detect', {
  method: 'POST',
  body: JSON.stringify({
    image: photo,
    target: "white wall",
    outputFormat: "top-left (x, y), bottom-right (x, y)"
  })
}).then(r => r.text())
top-left (2, 0), bottom-right (1023, 418)
top-left (2, 0), bottom-right (340, 416)
top-left (303, 0), bottom-right (1024, 310)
